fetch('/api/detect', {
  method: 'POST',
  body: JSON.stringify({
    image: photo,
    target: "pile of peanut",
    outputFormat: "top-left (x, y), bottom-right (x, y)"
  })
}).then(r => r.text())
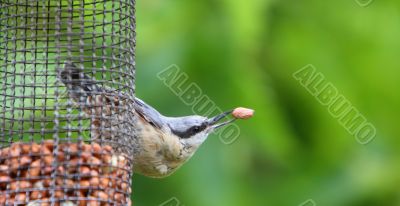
top-left (0, 141), bottom-right (132, 206)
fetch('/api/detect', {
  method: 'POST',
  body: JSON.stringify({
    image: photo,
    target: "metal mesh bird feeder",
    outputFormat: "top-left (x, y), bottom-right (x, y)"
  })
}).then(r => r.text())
top-left (1, 0), bottom-right (136, 205)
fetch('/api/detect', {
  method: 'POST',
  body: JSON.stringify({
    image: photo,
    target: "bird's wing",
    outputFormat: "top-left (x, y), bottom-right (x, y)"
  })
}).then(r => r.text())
top-left (133, 97), bottom-right (164, 130)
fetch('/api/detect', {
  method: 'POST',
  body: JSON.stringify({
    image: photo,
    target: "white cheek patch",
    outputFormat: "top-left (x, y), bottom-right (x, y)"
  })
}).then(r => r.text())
top-left (181, 131), bottom-right (208, 148)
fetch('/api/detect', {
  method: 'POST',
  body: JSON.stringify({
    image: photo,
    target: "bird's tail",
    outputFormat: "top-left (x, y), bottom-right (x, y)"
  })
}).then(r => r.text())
top-left (58, 62), bottom-right (129, 145)
top-left (58, 61), bottom-right (102, 102)
top-left (58, 61), bottom-right (124, 116)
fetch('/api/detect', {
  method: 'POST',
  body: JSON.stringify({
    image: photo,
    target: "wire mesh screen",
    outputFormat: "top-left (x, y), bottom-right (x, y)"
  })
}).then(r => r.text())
top-left (1, 0), bottom-right (136, 205)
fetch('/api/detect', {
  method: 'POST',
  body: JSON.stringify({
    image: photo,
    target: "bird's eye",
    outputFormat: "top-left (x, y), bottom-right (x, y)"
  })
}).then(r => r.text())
top-left (192, 126), bottom-right (201, 133)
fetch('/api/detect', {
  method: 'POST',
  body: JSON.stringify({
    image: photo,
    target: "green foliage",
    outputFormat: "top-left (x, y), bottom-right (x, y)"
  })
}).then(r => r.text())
top-left (134, 0), bottom-right (400, 205)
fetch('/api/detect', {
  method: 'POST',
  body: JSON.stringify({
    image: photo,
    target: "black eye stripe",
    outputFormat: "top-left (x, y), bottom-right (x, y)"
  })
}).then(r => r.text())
top-left (171, 124), bottom-right (207, 139)
top-left (188, 124), bottom-right (207, 136)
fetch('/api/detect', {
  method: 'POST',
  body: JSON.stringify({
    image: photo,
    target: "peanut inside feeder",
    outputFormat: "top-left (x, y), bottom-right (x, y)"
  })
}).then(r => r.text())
top-left (0, 141), bottom-right (132, 205)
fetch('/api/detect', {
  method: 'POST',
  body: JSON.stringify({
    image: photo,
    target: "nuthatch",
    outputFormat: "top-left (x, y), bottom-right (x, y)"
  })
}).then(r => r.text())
top-left (58, 62), bottom-right (241, 178)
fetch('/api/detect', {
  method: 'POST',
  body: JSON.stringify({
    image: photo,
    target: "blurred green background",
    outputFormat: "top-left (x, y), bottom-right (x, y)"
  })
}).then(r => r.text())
top-left (1, 0), bottom-right (399, 205)
top-left (134, 0), bottom-right (400, 206)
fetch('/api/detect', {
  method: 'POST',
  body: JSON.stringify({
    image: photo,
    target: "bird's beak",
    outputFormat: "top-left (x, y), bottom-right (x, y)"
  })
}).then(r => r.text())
top-left (207, 110), bottom-right (236, 130)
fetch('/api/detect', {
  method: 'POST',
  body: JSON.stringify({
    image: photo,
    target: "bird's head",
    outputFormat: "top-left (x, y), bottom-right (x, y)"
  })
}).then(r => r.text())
top-left (162, 111), bottom-right (235, 151)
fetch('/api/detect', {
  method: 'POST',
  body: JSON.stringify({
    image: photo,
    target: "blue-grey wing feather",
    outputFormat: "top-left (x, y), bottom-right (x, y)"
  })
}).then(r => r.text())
top-left (133, 98), bottom-right (165, 129)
